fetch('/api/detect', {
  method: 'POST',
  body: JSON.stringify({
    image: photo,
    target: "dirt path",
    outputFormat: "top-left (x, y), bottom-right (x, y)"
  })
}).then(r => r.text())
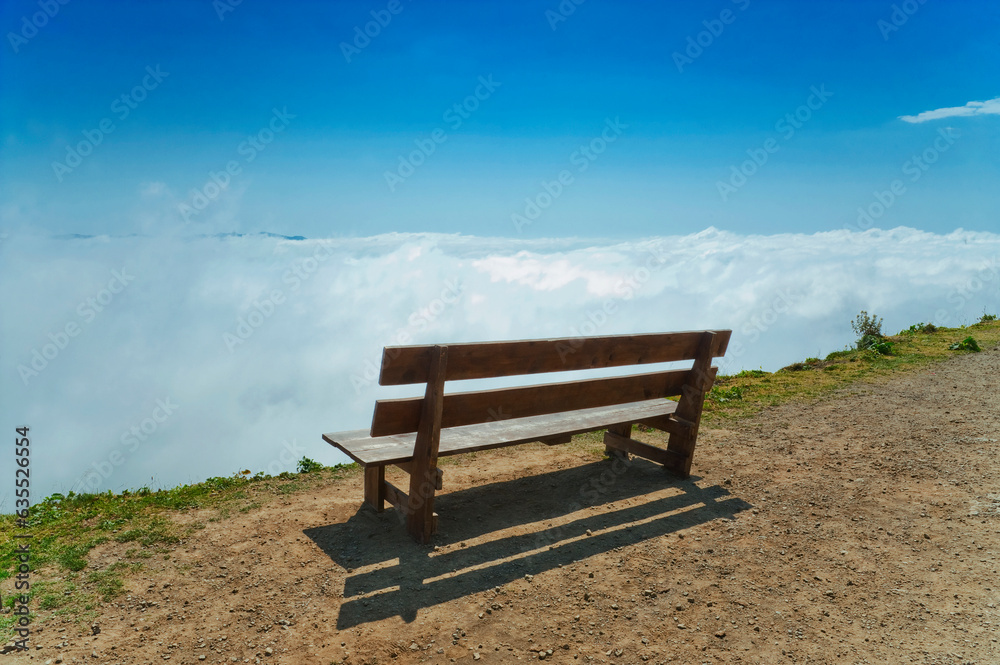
top-left (12, 346), bottom-right (1000, 664)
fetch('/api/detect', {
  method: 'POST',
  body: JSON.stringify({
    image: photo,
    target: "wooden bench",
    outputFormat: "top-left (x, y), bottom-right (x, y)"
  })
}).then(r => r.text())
top-left (323, 330), bottom-right (731, 543)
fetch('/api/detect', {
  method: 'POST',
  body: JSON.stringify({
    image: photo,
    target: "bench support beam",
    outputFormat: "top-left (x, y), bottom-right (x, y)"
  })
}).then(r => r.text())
top-left (665, 331), bottom-right (716, 477)
top-left (604, 430), bottom-right (685, 466)
top-left (384, 481), bottom-right (438, 533)
top-left (406, 345), bottom-right (448, 543)
top-left (393, 462), bottom-right (443, 490)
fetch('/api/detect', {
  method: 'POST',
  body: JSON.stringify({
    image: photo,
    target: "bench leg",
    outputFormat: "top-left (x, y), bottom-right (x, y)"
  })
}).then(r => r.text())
top-left (665, 382), bottom-right (703, 477)
top-left (665, 331), bottom-right (716, 478)
top-left (665, 431), bottom-right (696, 477)
top-left (364, 465), bottom-right (386, 511)
top-left (605, 424), bottom-right (632, 460)
top-left (406, 467), bottom-right (439, 543)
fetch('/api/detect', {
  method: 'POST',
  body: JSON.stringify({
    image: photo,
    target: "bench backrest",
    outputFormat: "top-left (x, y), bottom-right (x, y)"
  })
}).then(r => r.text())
top-left (369, 330), bottom-right (731, 437)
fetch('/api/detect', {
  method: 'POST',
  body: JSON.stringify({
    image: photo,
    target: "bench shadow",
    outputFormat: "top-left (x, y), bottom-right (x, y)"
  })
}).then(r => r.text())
top-left (303, 457), bottom-right (752, 629)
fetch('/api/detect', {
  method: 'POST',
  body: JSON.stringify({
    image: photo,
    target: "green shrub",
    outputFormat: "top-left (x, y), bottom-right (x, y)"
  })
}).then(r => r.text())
top-left (870, 340), bottom-right (893, 356)
top-left (980, 312), bottom-right (997, 323)
top-left (948, 336), bottom-right (981, 352)
top-left (735, 368), bottom-right (767, 378)
top-left (297, 457), bottom-right (324, 474)
top-left (851, 310), bottom-right (884, 349)
top-left (902, 322), bottom-right (937, 334)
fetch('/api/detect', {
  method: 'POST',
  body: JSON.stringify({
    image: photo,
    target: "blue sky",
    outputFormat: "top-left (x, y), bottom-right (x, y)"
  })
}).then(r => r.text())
top-left (2, 0), bottom-right (998, 239)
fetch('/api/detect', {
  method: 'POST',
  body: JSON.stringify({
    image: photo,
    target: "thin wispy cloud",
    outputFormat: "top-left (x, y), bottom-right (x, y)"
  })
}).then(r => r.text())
top-left (900, 96), bottom-right (1000, 123)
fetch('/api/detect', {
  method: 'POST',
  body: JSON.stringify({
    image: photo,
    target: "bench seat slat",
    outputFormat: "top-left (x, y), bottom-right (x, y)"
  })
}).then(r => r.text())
top-left (371, 366), bottom-right (716, 437)
top-left (324, 398), bottom-right (679, 467)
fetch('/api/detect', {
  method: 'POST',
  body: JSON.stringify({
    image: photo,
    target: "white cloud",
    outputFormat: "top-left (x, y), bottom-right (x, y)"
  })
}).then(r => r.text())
top-left (899, 96), bottom-right (1000, 123)
top-left (1, 227), bottom-right (998, 506)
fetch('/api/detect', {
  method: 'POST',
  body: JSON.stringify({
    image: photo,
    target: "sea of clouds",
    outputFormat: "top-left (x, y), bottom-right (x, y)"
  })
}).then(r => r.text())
top-left (1, 226), bottom-right (998, 507)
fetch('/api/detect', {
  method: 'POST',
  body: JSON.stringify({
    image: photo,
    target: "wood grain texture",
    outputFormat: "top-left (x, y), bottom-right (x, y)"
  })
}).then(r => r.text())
top-left (393, 462), bottom-right (443, 490)
top-left (371, 367), bottom-right (716, 437)
top-left (605, 423), bottom-right (632, 460)
top-left (363, 465), bottom-right (385, 511)
top-left (324, 399), bottom-right (679, 466)
top-left (407, 345), bottom-right (448, 542)
top-left (378, 330), bottom-right (732, 385)
top-left (666, 331), bottom-right (717, 477)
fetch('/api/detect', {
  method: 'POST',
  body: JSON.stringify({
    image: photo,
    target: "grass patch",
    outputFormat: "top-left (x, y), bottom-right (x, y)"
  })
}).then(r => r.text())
top-left (704, 320), bottom-right (1000, 425)
top-left (709, 385), bottom-right (745, 403)
top-left (0, 462), bottom-right (359, 638)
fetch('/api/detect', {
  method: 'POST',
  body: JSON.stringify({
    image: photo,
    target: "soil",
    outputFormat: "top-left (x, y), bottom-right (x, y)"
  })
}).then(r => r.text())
top-left (8, 346), bottom-right (1000, 665)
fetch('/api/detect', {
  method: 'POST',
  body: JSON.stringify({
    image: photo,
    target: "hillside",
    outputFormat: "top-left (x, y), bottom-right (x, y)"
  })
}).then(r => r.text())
top-left (3, 321), bottom-right (1000, 664)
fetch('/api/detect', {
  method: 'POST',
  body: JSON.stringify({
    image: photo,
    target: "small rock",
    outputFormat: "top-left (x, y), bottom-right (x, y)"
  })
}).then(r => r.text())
top-left (524, 574), bottom-right (533, 581)
top-left (714, 630), bottom-right (726, 638)
top-left (473, 653), bottom-right (481, 661)
top-left (410, 643), bottom-right (419, 651)
top-left (264, 647), bottom-right (273, 656)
